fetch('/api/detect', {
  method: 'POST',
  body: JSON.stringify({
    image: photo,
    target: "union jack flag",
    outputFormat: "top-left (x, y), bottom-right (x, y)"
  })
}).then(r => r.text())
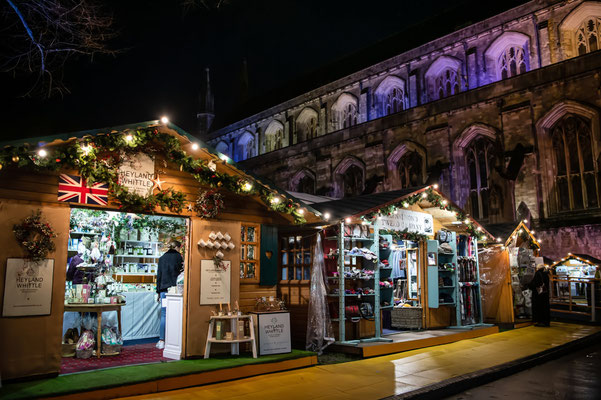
top-left (58, 174), bottom-right (109, 205)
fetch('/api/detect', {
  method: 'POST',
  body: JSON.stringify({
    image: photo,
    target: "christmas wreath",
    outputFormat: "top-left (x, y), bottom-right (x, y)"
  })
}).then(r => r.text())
top-left (13, 210), bottom-right (57, 262)
top-left (194, 189), bottom-right (225, 219)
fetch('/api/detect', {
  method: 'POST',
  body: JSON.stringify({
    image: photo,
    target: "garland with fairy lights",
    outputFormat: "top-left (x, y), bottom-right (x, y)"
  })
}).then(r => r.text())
top-left (380, 228), bottom-right (429, 242)
top-left (0, 128), bottom-right (306, 223)
top-left (360, 187), bottom-right (488, 242)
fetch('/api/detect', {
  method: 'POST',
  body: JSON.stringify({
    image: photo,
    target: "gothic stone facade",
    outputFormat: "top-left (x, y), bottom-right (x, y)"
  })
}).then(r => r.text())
top-left (208, 0), bottom-right (601, 260)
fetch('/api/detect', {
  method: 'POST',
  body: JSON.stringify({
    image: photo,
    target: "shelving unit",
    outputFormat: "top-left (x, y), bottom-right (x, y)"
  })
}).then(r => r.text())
top-left (426, 233), bottom-right (485, 327)
top-left (327, 219), bottom-right (392, 345)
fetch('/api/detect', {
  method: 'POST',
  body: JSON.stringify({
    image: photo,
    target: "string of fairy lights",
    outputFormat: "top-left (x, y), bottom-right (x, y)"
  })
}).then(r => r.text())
top-left (0, 117), bottom-right (312, 223)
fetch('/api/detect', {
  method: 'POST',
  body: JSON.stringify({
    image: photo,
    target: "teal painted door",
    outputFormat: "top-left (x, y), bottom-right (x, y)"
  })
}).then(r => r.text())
top-left (259, 225), bottom-right (278, 286)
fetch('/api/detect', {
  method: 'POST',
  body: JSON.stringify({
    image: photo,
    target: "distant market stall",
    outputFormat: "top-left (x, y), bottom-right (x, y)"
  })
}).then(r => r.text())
top-left (0, 120), bottom-right (320, 380)
top-left (479, 221), bottom-right (542, 326)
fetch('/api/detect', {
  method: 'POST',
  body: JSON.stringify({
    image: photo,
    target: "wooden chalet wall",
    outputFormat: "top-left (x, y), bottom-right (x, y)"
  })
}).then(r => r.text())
top-left (0, 151), bottom-right (295, 379)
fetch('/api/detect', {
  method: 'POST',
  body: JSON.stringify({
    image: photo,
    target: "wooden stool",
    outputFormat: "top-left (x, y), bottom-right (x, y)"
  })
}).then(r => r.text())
top-left (204, 314), bottom-right (257, 359)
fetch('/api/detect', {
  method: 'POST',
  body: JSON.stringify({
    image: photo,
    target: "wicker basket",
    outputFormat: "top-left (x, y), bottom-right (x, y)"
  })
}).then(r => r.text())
top-left (391, 306), bottom-right (423, 330)
top-left (76, 349), bottom-right (94, 359)
top-left (101, 344), bottom-right (122, 355)
top-left (61, 343), bottom-right (76, 358)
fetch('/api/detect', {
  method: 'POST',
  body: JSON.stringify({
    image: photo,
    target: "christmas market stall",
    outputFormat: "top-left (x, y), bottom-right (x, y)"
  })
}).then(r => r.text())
top-left (289, 186), bottom-right (497, 357)
top-left (0, 120), bottom-right (321, 380)
top-left (478, 221), bottom-right (542, 326)
top-left (549, 253), bottom-right (600, 321)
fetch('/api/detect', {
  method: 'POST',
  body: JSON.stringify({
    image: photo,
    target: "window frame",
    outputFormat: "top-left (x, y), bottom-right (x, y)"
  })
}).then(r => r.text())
top-left (240, 223), bottom-right (260, 283)
top-left (466, 138), bottom-right (496, 221)
top-left (279, 234), bottom-right (313, 283)
top-left (551, 115), bottom-right (600, 212)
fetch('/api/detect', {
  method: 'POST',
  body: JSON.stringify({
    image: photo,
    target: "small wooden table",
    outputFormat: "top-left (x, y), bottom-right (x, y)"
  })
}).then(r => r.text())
top-left (64, 303), bottom-right (124, 358)
top-left (204, 314), bottom-right (257, 359)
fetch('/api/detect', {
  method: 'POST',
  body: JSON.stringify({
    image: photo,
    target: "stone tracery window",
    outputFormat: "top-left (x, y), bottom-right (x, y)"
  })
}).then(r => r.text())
top-left (331, 93), bottom-right (358, 130)
top-left (398, 151), bottom-right (423, 188)
top-left (342, 103), bottom-right (358, 128)
top-left (466, 137), bottom-right (498, 220)
top-left (435, 68), bottom-right (460, 99)
top-left (343, 164), bottom-right (364, 197)
top-left (385, 87), bottom-right (405, 115)
top-left (552, 115), bottom-right (599, 211)
top-left (236, 131), bottom-right (256, 161)
top-left (576, 17), bottom-right (601, 55)
top-left (498, 46), bottom-right (527, 79)
top-left (296, 107), bottom-right (319, 142)
top-left (264, 121), bottom-right (284, 153)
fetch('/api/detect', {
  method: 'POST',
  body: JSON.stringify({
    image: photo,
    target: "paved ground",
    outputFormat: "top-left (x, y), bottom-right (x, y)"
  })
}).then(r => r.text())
top-left (119, 322), bottom-right (600, 400)
top-left (444, 342), bottom-right (601, 400)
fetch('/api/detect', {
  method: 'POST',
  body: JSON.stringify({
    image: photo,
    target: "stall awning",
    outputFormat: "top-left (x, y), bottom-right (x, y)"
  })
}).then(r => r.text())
top-left (551, 253), bottom-right (601, 268)
top-left (311, 186), bottom-right (494, 241)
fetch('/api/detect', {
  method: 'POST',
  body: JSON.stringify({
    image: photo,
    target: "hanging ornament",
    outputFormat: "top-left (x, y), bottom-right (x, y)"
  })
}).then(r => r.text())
top-left (12, 155), bottom-right (19, 163)
top-left (208, 160), bottom-right (217, 172)
top-left (151, 174), bottom-right (165, 191)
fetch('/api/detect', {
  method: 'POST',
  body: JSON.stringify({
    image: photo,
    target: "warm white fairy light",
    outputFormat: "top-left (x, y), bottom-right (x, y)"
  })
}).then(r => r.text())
top-left (403, 202), bottom-right (409, 208)
top-left (421, 192), bottom-right (427, 198)
top-left (433, 184), bottom-right (439, 189)
top-left (38, 149), bottom-right (47, 157)
top-left (523, 219), bottom-right (528, 223)
top-left (243, 182), bottom-right (253, 191)
top-left (271, 197), bottom-right (280, 204)
top-left (297, 208), bottom-right (305, 215)
top-left (324, 212), bottom-right (330, 220)
top-left (160, 116), bottom-right (169, 124)
top-left (476, 226), bottom-right (482, 231)
top-left (442, 200), bottom-right (448, 205)
top-left (191, 143), bottom-right (199, 150)
top-left (345, 217), bottom-right (352, 223)
top-left (125, 134), bottom-right (133, 142)
top-left (496, 237), bottom-right (501, 242)
top-left (81, 145), bottom-right (91, 155)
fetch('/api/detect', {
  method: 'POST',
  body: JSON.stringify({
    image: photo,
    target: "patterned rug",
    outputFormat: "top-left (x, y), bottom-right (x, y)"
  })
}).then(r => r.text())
top-left (61, 343), bottom-right (169, 374)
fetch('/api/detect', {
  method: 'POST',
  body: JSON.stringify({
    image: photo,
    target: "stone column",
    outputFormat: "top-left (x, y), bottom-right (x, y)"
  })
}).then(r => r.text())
top-left (537, 21), bottom-right (551, 67)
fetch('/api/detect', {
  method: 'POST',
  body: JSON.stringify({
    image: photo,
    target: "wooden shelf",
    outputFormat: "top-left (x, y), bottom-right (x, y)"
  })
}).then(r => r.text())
top-left (207, 338), bottom-right (254, 343)
top-left (114, 255), bottom-right (160, 259)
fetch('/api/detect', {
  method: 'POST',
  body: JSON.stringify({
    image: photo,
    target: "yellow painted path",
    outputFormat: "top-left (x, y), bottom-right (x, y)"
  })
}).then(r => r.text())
top-left (120, 322), bottom-right (600, 400)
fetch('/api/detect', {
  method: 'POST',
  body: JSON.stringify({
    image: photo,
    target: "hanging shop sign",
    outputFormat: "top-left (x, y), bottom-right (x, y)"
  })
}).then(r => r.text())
top-left (252, 311), bottom-right (291, 355)
top-left (118, 153), bottom-right (155, 197)
top-left (2, 258), bottom-right (54, 317)
top-left (379, 209), bottom-right (434, 235)
top-left (200, 259), bottom-right (231, 305)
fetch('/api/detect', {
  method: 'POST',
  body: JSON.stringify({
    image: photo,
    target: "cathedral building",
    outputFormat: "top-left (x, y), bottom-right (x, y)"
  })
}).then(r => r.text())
top-left (205, 0), bottom-right (601, 260)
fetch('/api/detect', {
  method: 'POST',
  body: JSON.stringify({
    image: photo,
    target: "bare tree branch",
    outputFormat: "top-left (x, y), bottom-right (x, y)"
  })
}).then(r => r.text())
top-left (1, 0), bottom-right (118, 97)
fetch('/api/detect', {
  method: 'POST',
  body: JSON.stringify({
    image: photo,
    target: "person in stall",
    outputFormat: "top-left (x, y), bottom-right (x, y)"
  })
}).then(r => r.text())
top-left (528, 263), bottom-right (551, 327)
top-left (156, 240), bottom-right (184, 349)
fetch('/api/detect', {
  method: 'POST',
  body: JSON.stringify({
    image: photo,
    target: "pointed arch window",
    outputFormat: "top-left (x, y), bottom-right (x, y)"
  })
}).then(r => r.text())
top-left (499, 46), bottom-right (527, 79)
top-left (385, 87), bottom-right (405, 115)
top-left (435, 68), bottom-right (460, 99)
top-left (466, 137), bottom-right (497, 220)
top-left (343, 103), bottom-right (358, 128)
top-left (398, 151), bottom-right (423, 188)
top-left (343, 164), bottom-right (363, 198)
top-left (552, 115), bottom-right (599, 211)
top-left (577, 17), bottom-right (601, 55)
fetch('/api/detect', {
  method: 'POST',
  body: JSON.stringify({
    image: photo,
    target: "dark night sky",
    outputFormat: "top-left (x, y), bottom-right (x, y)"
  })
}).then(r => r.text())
top-left (1, 0), bottom-right (517, 141)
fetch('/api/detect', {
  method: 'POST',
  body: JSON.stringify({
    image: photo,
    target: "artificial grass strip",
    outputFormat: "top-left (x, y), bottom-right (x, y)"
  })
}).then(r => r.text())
top-left (0, 350), bottom-right (315, 400)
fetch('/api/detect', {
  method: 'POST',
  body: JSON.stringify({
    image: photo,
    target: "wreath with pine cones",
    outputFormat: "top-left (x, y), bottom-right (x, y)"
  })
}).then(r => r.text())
top-left (13, 210), bottom-right (57, 262)
top-left (194, 189), bottom-right (225, 219)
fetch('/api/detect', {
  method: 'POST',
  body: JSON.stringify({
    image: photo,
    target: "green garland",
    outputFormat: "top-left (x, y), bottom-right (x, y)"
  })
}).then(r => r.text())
top-left (0, 128), bottom-right (306, 223)
top-left (361, 187), bottom-right (488, 243)
top-left (380, 229), bottom-right (429, 242)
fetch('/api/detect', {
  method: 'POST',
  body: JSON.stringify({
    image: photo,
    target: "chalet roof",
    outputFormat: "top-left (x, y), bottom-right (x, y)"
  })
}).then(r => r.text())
top-left (0, 120), bottom-right (321, 222)
top-left (310, 186), bottom-right (493, 239)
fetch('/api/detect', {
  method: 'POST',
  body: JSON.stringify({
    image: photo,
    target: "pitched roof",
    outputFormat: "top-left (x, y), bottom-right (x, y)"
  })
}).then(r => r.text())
top-left (0, 120), bottom-right (321, 222)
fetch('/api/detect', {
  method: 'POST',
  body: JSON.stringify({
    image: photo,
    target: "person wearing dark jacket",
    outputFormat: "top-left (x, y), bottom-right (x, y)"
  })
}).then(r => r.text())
top-left (156, 241), bottom-right (184, 349)
top-left (528, 264), bottom-right (551, 327)
top-left (66, 253), bottom-right (86, 284)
